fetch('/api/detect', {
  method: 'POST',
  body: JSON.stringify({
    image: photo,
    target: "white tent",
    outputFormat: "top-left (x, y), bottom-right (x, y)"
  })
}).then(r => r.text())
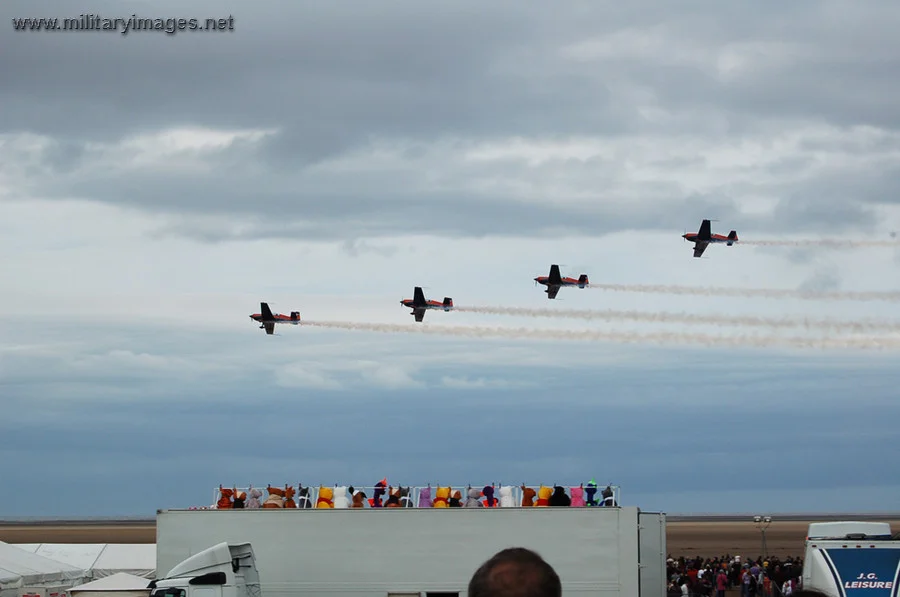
top-left (69, 572), bottom-right (151, 597)
top-left (0, 541), bottom-right (86, 589)
top-left (13, 546), bottom-right (155, 580)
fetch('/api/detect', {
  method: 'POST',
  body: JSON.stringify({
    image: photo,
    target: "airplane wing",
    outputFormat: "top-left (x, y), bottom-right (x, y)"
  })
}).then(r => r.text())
top-left (546, 285), bottom-right (560, 300)
top-left (264, 322), bottom-right (275, 335)
top-left (548, 265), bottom-right (563, 285)
top-left (693, 241), bottom-right (708, 258)
top-left (413, 308), bottom-right (426, 322)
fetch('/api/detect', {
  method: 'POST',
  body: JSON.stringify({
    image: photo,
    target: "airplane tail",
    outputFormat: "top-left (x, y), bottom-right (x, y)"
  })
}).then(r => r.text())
top-left (727, 230), bottom-right (738, 245)
top-left (578, 274), bottom-right (589, 288)
top-left (443, 297), bottom-right (453, 309)
top-left (260, 302), bottom-right (275, 321)
top-left (290, 311), bottom-right (301, 321)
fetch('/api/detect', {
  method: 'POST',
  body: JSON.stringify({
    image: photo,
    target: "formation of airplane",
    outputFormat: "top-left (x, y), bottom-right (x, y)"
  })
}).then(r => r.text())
top-left (401, 286), bottom-right (454, 322)
top-left (250, 219), bottom-right (741, 332)
top-left (249, 302), bottom-right (301, 335)
top-left (682, 219), bottom-right (738, 258)
top-left (534, 264), bottom-right (589, 299)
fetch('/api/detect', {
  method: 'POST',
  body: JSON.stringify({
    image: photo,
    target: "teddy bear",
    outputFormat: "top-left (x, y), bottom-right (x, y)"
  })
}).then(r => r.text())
top-left (499, 486), bottom-right (516, 507)
top-left (316, 485), bottom-right (334, 508)
top-left (481, 485), bottom-right (497, 508)
top-left (570, 484), bottom-right (585, 507)
top-left (534, 485), bottom-right (552, 507)
top-left (464, 487), bottom-right (483, 508)
top-left (349, 486), bottom-right (367, 508)
top-left (385, 486), bottom-right (402, 508)
top-left (216, 485), bottom-right (234, 509)
top-left (433, 486), bottom-right (451, 508)
top-left (333, 486), bottom-right (350, 509)
top-left (549, 485), bottom-right (570, 507)
top-left (232, 488), bottom-right (246, 509)
top-left (282, 485), bottom-right (296, 509)
top-left (448, 489), bottom-right (463, 507)
top-left (246, 486), bottom-right (262, 509)
top-left (296, 484), bottom-right (312, 508)
top-left (520, 484), bottom-right (536, 507)
top-left (399, 486), bottom-right (414, 508)
top-left (417, 485), bottom-right (433, 508)
top-left (263, 485), bottom-right (284, 508)
top-left (601, 485), bottom-right (616, 506)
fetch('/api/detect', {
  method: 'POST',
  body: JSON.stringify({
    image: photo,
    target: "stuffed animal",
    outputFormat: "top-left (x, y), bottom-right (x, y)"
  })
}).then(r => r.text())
top-left (333, 486), bottom-right (350, 509)
top-left (283, 485), bottom-right (296, 509)
top-left (570, 484), bottom-right (585, 507)
top-left (385, 486), bottom-right (401, 508)
top-left (449, 489), bottom-right (463, 507)
top-left (520, 485), bottom-right (536, 507)
top-left (549, 486), bottom-right (571, 507)
top-left (418, 485), bottom-right (433, 508)
top-left (601, 485), bottom-right (616, 506)
top-left (217, 486), bottom-right (234, 509)
top-left (297, 484), bottom-right (312, 509)
top-left (499, 486), bottom-right (516, 507)
top-left (585, 479), bottom-right (598, 506)
top-left (433, 486), bottom-right (450, 508)
top-left (464, 487), bottom-right (483, 508)
top-left (399, 486), bottom-right (414, 508)
top-left (349, 486), bottom-right (366, 508)
top-left (481, 485), bottom-right (497, 508)
top-left (535, 485), bottom-right (552, 507)
top-left (263, 485), bottom-right (284, 508)
top-left (369, 478), bottom-right (387, 508)
top-left (316, 485), bottom-right (334, 508)
top-left (246, 486), bottom-right (262, 509)
top-left (232, 488), bottom-right (246, 509)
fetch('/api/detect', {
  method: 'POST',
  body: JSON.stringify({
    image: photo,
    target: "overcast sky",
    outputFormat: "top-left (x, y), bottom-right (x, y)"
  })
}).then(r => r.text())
top-left (2, 0), bottom-right (900, 517)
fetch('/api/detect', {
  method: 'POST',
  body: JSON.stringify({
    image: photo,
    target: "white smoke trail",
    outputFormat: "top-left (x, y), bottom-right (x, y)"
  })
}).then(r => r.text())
top-left (587, 283), bottom-right (900, 302)
top-left (453, 306), bottom-right (900, 334)
top-left (299, 320), bottom-right (900, 351)
top-left (739, 240), bottom-right (900, 248)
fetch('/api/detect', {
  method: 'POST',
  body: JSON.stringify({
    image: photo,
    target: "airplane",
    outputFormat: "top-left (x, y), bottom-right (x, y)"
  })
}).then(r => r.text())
top-left (400, 286), bottom-right (453, 322)
top-left (249, 302), bottom-right (301, 335)
top-left (682, 219), bottom-right (738, 258)
top-left (533, 264), bottom-right (589, 299)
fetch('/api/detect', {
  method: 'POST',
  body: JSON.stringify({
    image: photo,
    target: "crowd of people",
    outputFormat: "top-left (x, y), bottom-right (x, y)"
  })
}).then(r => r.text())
top-left (666, 555), bottom-right (804, 597)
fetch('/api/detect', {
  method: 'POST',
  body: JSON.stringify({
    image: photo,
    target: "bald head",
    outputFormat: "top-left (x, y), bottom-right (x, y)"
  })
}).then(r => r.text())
top-left (468, 547), bottom-right (562, 597)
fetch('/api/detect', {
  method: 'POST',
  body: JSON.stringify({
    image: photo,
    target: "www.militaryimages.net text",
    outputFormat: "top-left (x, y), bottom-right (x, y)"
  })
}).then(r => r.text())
top-left (11, 14), bottom-right (234, 35)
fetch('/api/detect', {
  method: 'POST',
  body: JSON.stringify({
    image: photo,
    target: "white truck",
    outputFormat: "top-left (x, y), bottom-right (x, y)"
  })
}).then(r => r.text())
top-left (801, 521), bottom-right (900, 597)
top-left (151, 505), bottom-right (666, 597)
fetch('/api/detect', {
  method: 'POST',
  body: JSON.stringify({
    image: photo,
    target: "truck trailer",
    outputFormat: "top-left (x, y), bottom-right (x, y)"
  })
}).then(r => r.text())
top-left (801, 521), bottom-right (900, 597)
top-left (154, 505), bottom-right (666, 597)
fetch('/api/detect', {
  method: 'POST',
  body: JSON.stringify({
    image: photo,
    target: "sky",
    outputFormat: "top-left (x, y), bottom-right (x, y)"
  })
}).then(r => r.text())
top-left (2, 0), bottom-right (900, 517)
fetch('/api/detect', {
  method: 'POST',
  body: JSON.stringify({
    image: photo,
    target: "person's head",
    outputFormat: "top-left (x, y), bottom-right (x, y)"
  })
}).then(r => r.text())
top-left (468, 547), bottom-right (562, 597)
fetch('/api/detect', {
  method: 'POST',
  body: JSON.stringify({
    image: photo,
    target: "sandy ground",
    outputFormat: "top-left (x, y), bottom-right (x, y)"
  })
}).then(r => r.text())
top-left (2, 519), bottom-right (898, 559)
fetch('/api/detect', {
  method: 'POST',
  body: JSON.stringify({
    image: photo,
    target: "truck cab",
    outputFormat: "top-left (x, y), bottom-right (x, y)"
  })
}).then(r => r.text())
top-left (151, 543), bottom-right (259, 597)
top-left (802, 521), bottom-right (900, 597)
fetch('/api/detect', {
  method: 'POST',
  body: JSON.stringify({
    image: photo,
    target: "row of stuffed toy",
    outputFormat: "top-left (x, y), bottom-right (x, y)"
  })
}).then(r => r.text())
top-left (213, 480), bottom-right (617, 509)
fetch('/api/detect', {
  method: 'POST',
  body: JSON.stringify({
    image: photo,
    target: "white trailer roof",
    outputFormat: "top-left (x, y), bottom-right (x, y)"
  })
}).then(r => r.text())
top-left (0, 541), bottom-right (86, 588)
top-left (14, 545), bottom-right (156, 579)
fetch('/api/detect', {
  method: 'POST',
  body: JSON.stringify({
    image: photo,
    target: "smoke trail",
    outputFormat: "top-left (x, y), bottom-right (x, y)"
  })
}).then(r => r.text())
top-left (299, 320), bottom-right (900, 351)
top-left (587, 283), bottom-right (900, 302)
top-left (453, 306), bottom-right (900, 334)
top-left (740, 240), bottom-right (900, 248)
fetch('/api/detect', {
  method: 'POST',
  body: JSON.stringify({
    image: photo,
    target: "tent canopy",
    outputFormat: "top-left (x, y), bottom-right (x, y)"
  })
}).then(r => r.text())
top-left (70, 572), bottom-right (151, 592)
top-left (0, 541), bottom-right (86, 588)
top-left (14, 545), bottom-right (156, 580)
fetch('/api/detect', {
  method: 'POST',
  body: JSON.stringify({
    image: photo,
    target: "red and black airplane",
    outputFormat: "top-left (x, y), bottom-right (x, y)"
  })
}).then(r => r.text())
top-left (400, 286), bottom-right (453, 322)
top-left (249, 302), bottom-right (301, 335)
top-left (682, 219), bottom-right (738, 258)
top-left (534, 264), bottom-right (589, 299)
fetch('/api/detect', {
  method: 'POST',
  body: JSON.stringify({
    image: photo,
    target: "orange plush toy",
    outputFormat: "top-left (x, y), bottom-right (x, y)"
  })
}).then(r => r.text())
top-left (316, 485), bottom-right (334, 508)
top-left (283, 485), bottom-right (296, 509)
top-left (433, 486), bottom-right (451, 508)
top-left (535, 485), bottom-right (552, 507)
top-left (263, 485), bottom-right (284, 508)
top-left (217, 485), bottom-right (234, 509)
top-left (520, 484), bottom-right (536, 507)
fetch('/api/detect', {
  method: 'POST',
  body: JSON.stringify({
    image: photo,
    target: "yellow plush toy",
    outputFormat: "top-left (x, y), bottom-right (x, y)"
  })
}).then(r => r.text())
top-left (433, 486), bottom-right (451, 508)
top-left (535, 485), bottom-right (552, 507)
top-left (316, 485), bottom-right (334, 508)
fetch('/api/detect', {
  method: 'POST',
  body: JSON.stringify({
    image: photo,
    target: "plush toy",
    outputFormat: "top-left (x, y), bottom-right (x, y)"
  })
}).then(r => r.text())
top-left (217, 485), bottom-right (234, 509)
top-left (601, 485), bottom-right (616, 506)
top-left (333, 486), bottom-right (350, 509)
top-left (449, 489), bottom-right (463, 507)
top-left (418, 485), bottom-right (433, 508)
top-left (433, 486), bottom-right (450, 508)
top-left (232, 488), bottom-right (246, 509)
top-left (570, 484), bottom-right (585, 507)
top-left (549, 486), bottom-right (571, 507)
top-left (297, 484), bottom-right (312, 509)
top-left (535, 485), bottom-right (552, 507)
top-left (481, 485), bottom-right (497, 508)
top-left (585, 479), bottom-right (599, 507)
top-left (464, 487), bottom-right (483, 508)
top-left (385, 486), bottom-right (401, 508)
top-left (349, 487), bottom-right (367, 508)
top-left (283, 485), bottom-right (296, 509)
top-left (263, 485), bottom-right (284, 508)
top-left (246, 486), bottom-right (262, 509)
top-left (316, 485), bottom-right (334, 508)
top-left (369, 478), bottom-right (387, 508)
top-left (520, 485), bottom-right (536, 507)
top-left (399, 486), bottom-right (414, 508)
top-left (499, 486), bottom-right (516, 507)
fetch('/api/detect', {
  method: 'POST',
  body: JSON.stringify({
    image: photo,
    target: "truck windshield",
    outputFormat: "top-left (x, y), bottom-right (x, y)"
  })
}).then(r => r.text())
top-left (152, 590), bottom-right (185, 597)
